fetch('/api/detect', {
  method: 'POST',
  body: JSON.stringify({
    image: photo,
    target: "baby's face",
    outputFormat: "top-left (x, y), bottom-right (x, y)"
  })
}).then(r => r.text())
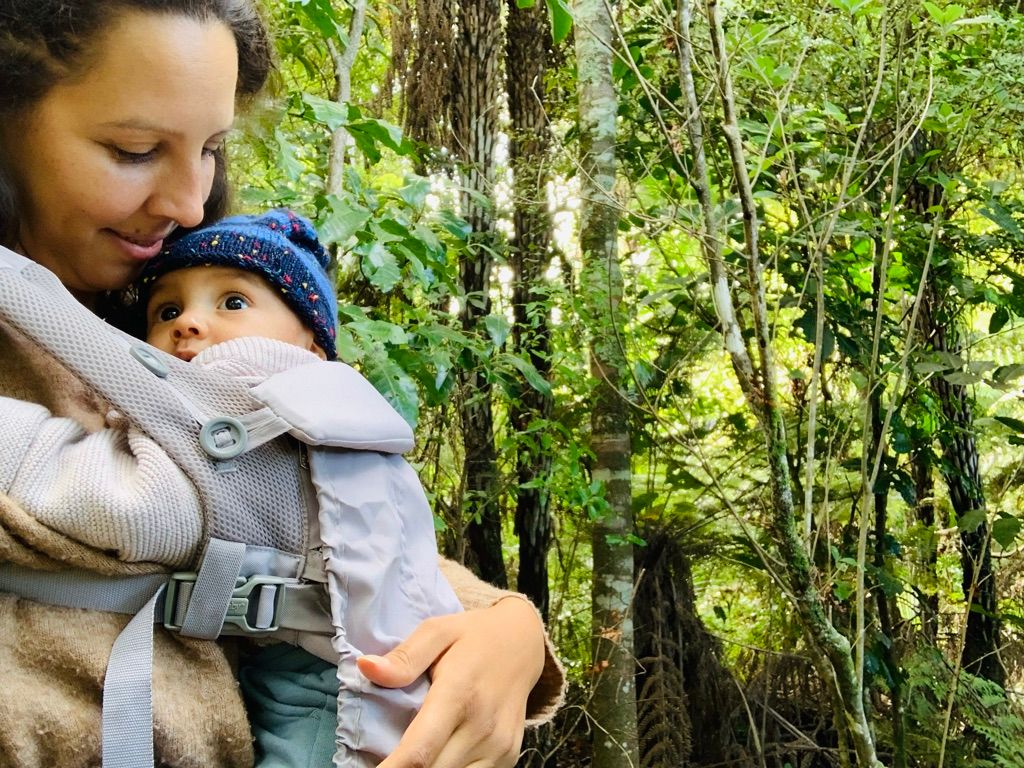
top-left (146, 265), bottom-right (323, 362)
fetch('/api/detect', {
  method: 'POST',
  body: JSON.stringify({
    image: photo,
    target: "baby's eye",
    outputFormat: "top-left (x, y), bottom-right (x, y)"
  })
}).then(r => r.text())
top-left (157, 305), bottom-right (181, 322)
top-left (223, 294), bottom-right (250, 311)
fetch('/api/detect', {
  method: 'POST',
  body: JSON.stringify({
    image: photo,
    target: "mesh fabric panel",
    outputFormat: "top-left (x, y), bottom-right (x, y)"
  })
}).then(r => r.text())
top-left (1, 263), bottom-right (305, 559)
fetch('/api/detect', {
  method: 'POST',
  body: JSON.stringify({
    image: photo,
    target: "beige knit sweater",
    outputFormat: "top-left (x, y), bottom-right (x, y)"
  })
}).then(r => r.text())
top-left (0, 320), bottom-right (563, 766)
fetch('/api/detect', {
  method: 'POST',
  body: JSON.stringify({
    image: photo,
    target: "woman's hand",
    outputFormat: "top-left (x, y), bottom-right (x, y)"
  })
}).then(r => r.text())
top-left (357, 596), bottom-right (546, 768)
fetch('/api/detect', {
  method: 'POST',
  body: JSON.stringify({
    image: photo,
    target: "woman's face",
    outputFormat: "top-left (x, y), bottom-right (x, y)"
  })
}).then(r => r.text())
top-left (6, 11), bottom-right (238, 302)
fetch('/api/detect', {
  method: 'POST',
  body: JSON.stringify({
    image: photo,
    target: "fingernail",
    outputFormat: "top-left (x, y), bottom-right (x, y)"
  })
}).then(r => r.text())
top-left (360, 654), bottom-right (384, 664)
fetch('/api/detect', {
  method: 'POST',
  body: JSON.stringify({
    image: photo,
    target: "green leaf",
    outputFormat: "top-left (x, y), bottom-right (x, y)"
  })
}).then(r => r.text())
top-left (980, 200), bottom-right (1024, 241)
top-left (994, 415), bottom-right (1024, 433)
top-left (296, 0), bottom-right (342, 39)
top-left (989, 306), bottom-right (1011, 334)
top-left (436, 210), bottom-right (472, 241)
top-left (957, 509), bottom-right (986, 534)
top-left (348, 116), bottom-right (407, 154)
top-left (545, 0), bottom-right (573, 44)
top-left (302, 93), bottom-right (350, 132)
top-left (364, 353), bottom-right (420, 427)
top-left (503, 353), bottom-right (552, 396)
top-left (483, 315), bottom-right (511, 349)
top-left (914, 361), bottom-right (951, 374)
top-left (941, 371), bottom-right (981, 386)
top-left (992, 515), bottom-right (1022, 549)
top-left (274, 128), bottom-right (305, 182)
top-left (360, 243), bottom-right (402, 293)
top-left (320, 202), bottom-right (371, 245)
top-left (398, 177), bottom-right (430, 209)
top-left (993, 364), bottom-right (1024, 385)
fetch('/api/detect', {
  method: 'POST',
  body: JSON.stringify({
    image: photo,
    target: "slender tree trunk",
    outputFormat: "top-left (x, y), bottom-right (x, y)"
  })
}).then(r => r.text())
top-left (906, 176), bottom-right (1003, 685)
top-left (911, 451), bottom-right (940, 643)
top-left (922, 288), bottom-right (1003, 684)
top-left (452, 0), bottom-right (507, 587)
top-left (869, 384), bottom-right (906, 768)
top-left (326, 0), bottom-right (368, 194)
top-left (574, 0), bottom-right (639, 763)
top-left (676, 2), bottom-right (880, 763)
top-left (506, 0), bottom-right (554, 620)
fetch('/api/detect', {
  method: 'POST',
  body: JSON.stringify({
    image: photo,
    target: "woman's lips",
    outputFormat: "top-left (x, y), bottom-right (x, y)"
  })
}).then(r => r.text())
top-left (107, 229), bottom-right (171, 261)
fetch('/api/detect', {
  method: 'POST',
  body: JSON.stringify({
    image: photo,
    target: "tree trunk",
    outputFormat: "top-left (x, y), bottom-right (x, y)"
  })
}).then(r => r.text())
top-left (923, 290), bottom-right (1003, 684)
top-left (676, 2), bottom-right (880, 763)
top-left (906, 176), bottom-right (1003, 685)
top-left (911, 451), bottom-right (940, 643)
top-left (574, 0), bottom-right (639, 763)
top-left (326, 0), bottom-right (368, 194)
top-left (452, 0), bottom-right (507, 587)
top-left (506, 0), bottom-right (554, 620)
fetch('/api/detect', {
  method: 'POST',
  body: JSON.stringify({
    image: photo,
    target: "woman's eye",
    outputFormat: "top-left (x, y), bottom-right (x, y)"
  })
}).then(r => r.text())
top-left (223, 295), bottom-right (249, 311)
top-left (157, 305), bottom-right (181, 322)
top-left (202, 143), bottom-right (223, 159)
top-left (111, 146), bottom-right (158, 164)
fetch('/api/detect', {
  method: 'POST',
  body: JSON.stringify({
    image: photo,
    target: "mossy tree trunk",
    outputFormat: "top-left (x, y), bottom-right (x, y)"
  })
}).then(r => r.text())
top-left (573, 0), bottom-right (639, 763)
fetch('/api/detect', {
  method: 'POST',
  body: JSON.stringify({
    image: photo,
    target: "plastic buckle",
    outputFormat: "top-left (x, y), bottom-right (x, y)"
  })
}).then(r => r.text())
top-left (222, 575), bottom-right (295, 635)
top-left (163, 572), bottom-right (296, 636)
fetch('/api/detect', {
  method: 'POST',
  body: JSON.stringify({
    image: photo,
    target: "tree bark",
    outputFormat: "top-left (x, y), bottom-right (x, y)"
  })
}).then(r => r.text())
top-left (906, 175), bottom-right (1003, 686)
top-left (574, 0), bottom-right (639, 763)
top-left (326, 0), bottom-right (368, 194)
top-left (452, 0), bottom-right (507, 587)
top-left (920, 287), bottom-right (1003, 685)
top-left (506, 0), bottom-right (554, 620)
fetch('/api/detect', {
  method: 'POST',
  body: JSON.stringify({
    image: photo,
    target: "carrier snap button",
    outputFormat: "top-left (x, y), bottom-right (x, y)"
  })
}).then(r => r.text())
top-left (129, 344), bottom-right (169, 378)
top-left (199, 417), bottom-right (249, 460)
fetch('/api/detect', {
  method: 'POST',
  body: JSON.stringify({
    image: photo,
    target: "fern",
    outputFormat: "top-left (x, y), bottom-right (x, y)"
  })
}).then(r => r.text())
top-left (900, 647), bottom-right (1024, 766)
top-left (637, 652), bottom-right (691, 768)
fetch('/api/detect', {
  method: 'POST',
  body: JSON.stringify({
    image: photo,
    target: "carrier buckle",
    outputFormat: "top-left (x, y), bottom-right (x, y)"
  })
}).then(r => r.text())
top-left (163, 572), bottom-right (297, 636)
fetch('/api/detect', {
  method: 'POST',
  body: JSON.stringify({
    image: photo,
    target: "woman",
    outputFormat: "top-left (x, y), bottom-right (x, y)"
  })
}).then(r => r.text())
top-left (0, 1), bottom-right (563, 766)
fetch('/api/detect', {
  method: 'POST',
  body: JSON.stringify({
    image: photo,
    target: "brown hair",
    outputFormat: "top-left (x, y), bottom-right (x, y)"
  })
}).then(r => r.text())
top-left (0, 0), bottom-right (273, 243)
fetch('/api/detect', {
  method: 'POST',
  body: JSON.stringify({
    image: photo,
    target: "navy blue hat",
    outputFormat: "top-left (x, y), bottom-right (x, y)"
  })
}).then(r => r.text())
top-left (140, 208), bottom-right (338, 359)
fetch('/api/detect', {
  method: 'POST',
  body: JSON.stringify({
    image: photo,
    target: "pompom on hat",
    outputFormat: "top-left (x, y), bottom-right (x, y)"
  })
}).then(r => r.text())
top-left (139, 208), bottom-right (338, 360)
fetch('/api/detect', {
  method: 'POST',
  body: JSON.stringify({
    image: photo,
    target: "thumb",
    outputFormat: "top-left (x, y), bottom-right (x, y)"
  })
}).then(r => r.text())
top-left (356, 614), bottom-right (461, 688)
top-left (357, 653), bottom-right (418, 688)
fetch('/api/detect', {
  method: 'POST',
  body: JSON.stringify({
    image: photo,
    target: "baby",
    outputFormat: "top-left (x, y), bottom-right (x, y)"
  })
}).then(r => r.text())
top-left (137, 208), bottom-right (461, 768)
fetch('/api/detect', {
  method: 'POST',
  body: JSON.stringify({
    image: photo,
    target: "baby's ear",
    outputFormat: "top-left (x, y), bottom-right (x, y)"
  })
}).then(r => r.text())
top-left (310, 341), bottom-right (328, 360)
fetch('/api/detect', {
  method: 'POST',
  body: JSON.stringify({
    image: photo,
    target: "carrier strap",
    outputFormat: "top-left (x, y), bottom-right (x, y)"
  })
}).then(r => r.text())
top-left (0, 540), bottom-right (333, 767)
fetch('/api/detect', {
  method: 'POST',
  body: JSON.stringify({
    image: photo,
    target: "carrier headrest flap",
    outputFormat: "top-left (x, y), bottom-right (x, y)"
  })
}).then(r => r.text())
top-left (249, 361), bottom-right (414, 453)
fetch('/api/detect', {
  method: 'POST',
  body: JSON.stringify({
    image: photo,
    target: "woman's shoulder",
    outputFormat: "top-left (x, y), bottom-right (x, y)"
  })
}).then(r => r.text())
top-left (0, 315), bottom-right (109, 430)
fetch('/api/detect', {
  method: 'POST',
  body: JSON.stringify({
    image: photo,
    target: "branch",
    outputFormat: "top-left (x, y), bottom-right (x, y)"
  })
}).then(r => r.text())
top-left (676, 0), bottom-right (759, 406)
top-left (327, 0), bottom-right (369, 195)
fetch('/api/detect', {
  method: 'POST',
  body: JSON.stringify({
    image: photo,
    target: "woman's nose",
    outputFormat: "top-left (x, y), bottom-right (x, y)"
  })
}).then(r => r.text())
top-left (151, 157), bottom-right (211, 228)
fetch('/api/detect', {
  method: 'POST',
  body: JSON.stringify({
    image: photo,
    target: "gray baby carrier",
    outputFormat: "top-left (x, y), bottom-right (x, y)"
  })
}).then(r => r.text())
top-left (0, 247), bottom-right (462, 767)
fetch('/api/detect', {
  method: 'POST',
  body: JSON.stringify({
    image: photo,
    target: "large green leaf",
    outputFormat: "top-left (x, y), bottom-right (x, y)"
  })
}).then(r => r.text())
top-left (546, 0), bottom-right (573, 44)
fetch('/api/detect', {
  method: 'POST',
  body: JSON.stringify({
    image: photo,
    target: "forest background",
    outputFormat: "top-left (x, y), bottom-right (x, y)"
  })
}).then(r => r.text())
top-left (233, 0), bottom-right (1024, 765)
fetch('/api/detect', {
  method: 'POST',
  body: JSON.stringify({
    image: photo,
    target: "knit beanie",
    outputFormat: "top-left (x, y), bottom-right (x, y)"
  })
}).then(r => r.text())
top-left (139, 208), bottom-right (338, 360)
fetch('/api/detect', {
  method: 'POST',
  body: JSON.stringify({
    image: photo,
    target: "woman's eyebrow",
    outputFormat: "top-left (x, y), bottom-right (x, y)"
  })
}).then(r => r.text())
top-left (99, 119), bottom-right (232, 140)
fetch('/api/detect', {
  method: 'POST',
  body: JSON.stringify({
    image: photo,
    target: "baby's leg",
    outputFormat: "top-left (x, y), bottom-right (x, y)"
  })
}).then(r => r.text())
top-left (239, 643), bottom-right (338, 768)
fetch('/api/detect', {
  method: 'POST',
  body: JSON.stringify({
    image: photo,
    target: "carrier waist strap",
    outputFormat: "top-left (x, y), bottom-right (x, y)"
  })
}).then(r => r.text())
top-left (0, 565), bottom-right (332, 636)
top-left (0, 541), bottom-right (332, 768)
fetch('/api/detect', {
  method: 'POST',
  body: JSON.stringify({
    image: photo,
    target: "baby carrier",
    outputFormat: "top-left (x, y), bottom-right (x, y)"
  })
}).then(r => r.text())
top-left (0, 246), bottom-right (462, 768)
